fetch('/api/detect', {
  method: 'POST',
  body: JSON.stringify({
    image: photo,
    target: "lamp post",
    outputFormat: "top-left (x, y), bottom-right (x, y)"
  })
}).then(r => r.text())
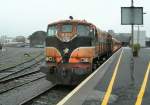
top-left (137, 25), bottom-right (140, 44)
top-left (131, 0), bottom-right (134, 49)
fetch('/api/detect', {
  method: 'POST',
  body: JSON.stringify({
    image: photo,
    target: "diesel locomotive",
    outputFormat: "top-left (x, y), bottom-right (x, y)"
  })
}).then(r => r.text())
top-left (42, 19), bottom-right (121, 85)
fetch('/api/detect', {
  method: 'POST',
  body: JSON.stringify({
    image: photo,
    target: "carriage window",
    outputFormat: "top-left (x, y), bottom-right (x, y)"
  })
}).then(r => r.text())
top-left (48, 26), bottom-right (57, 36)
top-left (77, 25), bottom-right (90, 36)
top-left (61, 24), bottom-right (72, 32)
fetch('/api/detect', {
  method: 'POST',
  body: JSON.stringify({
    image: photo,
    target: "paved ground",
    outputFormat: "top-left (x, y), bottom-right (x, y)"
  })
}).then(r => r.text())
top-left (57, 47), bottom-right (150, 105)
top-left (0, 47), bottom-right (44, 70)
top-left (0, 47), bottom-right (43, 60)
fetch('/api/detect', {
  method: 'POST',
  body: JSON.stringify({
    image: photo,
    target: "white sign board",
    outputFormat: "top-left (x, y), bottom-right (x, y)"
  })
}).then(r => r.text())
top-left (121, 7), bottom-right (143, 25)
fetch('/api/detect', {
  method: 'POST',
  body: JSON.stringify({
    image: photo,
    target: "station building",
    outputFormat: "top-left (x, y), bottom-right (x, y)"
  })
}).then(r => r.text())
top-left (146, 37), bottom-right (150, 47)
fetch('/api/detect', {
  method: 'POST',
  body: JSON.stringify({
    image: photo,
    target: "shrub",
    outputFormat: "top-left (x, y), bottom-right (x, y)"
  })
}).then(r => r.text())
top-left (133, 43), bottom-right (140, 52)
top-left (132, 44), bottom-right (140, 57)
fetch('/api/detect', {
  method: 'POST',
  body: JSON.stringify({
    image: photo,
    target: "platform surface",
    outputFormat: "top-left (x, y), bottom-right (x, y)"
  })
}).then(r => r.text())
top-left (57, 47), bottom-right (150, 105)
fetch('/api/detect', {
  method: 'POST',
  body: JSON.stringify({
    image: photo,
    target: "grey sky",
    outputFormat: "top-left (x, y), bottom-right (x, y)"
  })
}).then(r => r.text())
top-left (0, 0), bottom-right (149, 37)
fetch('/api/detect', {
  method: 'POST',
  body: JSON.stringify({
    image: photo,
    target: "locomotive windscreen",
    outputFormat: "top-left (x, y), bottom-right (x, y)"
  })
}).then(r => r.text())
top-left (47, 25), bottom-right (57, 36)
top-left (61, 24), bottom-right (73, 32)
top-left (77, 24), bottom-right (90, 36)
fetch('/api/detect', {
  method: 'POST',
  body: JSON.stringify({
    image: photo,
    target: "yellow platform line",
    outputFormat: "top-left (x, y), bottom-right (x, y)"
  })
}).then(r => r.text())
top-left (101, 49), bottom-right (123, 105)
top-left (135, 62), bottom-right (150, 105)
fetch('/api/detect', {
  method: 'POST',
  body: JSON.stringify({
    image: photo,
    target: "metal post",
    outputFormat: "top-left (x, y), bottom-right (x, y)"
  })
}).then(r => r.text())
top-left (131, 0), bottom-right (134, 50)
top-left (137, 25), bottom-right (140, 44)
top-left (131, 25), bottom-right (134, 47)
top-left (131, 0), bottom-right (134, 7)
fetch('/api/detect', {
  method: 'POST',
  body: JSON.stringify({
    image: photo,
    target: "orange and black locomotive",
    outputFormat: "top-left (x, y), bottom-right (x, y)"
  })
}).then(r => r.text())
top-left (42, 19), bottom-right (121, 85)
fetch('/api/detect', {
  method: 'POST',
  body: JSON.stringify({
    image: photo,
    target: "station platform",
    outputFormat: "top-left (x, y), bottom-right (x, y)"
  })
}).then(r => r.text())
top-left (57, 47), bottom-right (150, 105)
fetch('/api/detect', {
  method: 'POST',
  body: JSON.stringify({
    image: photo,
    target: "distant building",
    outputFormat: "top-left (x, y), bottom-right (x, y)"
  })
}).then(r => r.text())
top-left (133, 30), bottom-right (146, 47)
top-left (29, 31), bottom-right (47, 47)
top-left (0, 35), bottom-right (14, 44)
top-left (15, 36), bottom-right (26, 43)
top-left (146, 37), bottom-right (150, 47)
top-left (108, 30), bottom-right (147, 47)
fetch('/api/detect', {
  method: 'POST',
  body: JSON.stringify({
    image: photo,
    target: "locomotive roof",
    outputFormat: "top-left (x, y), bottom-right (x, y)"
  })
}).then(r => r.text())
top-left (47, 19), bottom-right (112, 37)
top-left (48, 20), bottom-right (95, 26)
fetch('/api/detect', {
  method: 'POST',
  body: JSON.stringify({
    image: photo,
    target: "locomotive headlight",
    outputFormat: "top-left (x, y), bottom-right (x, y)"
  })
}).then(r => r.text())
top-left (45, 57), bottom-right (55, 62)
top-left (46, 57), bottom-right (49, 61)
top-left (80, 58), bottom-right (89, 63)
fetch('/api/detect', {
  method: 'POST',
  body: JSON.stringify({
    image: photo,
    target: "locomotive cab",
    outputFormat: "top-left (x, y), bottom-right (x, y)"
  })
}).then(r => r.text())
top-left (44, 20), bottom-right (96, 85)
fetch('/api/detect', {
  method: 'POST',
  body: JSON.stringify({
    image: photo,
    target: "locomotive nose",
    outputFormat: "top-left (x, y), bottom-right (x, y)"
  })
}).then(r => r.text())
top-left (60, 33), bottom-right (77, 42)
top-left (62, 36), bottom-right (71, 42)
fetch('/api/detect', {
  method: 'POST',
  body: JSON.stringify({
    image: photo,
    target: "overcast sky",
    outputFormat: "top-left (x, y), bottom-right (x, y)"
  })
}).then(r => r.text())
top-left (0, 0), bottom-right (149, 37)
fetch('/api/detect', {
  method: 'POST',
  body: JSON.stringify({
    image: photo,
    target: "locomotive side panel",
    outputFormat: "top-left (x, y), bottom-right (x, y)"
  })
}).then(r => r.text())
top-left (112, 38), bottom-right (122, 52)
top-left (96, 28), bottom-right (112, 57)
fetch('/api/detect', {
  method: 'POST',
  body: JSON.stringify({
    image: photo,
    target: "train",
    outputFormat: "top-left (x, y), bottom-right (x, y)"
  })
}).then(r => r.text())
top-left (41, 19), bottom-right (121, 85)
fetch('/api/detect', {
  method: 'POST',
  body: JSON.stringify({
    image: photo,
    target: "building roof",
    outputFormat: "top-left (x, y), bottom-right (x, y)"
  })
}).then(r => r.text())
top-left (114, 33), bottom-right (131, 42)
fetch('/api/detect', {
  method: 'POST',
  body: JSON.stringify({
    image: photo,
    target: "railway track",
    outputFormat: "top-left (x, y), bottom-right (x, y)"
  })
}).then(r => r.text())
top-left (0, 72), bottom-right (45, 94)
top-left (0, 50), bottom-right (56, 105)
top-left (0, 53), bottom-right (44, 82)
top-left (23, 85), bottom-right (74, 105)
top-left (0, 51), bottom-right (46, 93)
top-left (0, 62), bottom-right (73, 105)
top-left (0, 76), bottom-right (55, 105)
